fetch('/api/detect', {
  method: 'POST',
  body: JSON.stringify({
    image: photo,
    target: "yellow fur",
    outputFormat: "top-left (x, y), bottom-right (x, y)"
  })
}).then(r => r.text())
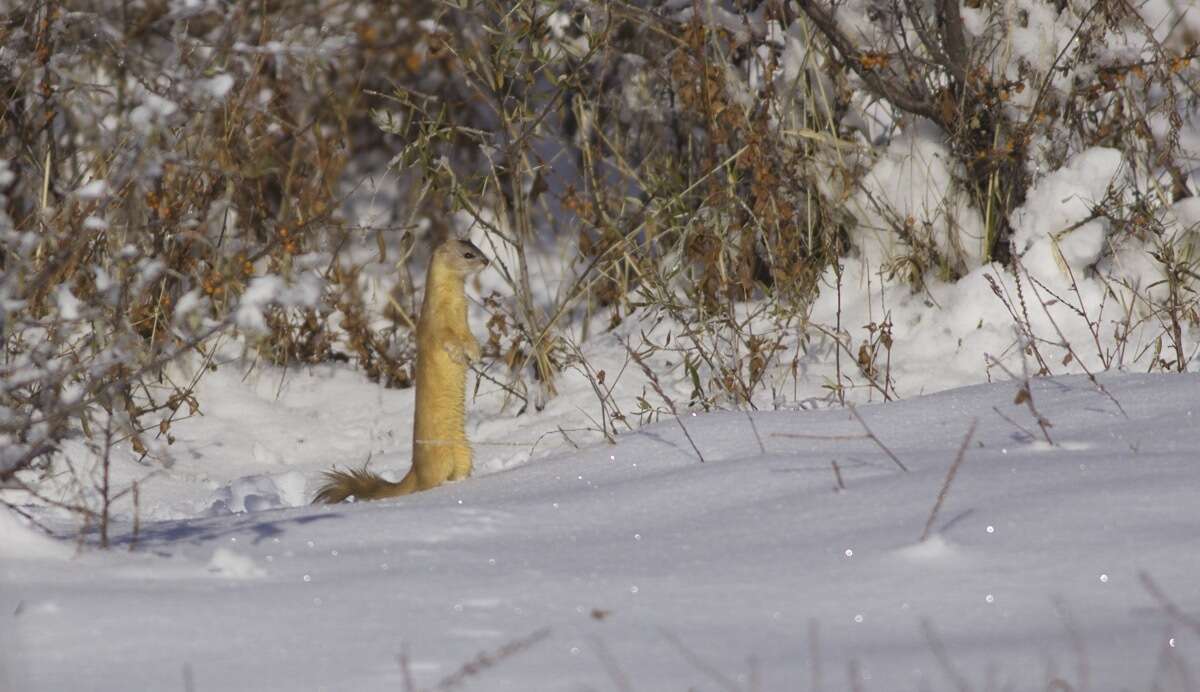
top-left (313, 239), bottom-right (488, 503)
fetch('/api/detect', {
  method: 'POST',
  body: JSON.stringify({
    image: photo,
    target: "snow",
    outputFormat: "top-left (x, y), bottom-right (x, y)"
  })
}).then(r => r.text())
top-left (3, 372), bottom-right (1198, 691)
top-left (173, 289), bottom-right (206, 322)
top-left (207, 547), bottom-right (267, 579)
top-left (4, 3), bottom-right (1199, 690)
top-left (235, 276), bottom-right (287, 333)
top-left (54, 285), bottom-right (82, 321)
top-left (130, 92), bottom-right (178, 130)
top-left (235, 270), bottom-right (323, 333)
top-left (73, 180), bottom-right (108, 200)
top-left (0, 159), bottom-right (16, 188)
top-left (195, 73), bottom-right (235, 101)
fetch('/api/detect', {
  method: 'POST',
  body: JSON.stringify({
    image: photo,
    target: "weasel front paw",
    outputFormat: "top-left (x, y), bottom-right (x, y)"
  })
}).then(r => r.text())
top-left (444, 342), bottom-right (478, 365)
top-left (464, 339), bottom-right (482, 363)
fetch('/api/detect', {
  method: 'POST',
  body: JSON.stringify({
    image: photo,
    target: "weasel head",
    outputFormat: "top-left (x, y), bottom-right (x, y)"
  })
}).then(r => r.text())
top-left (434, 238), bottom-right (490, 277)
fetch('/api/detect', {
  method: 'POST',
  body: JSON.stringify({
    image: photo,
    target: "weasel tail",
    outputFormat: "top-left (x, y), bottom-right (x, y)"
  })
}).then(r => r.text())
top-left (313, 239), bottom-right (489, 503)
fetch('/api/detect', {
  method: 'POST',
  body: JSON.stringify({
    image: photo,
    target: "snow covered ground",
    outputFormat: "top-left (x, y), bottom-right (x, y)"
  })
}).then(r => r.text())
top-left (4, 371), bottom-right (1198, 691)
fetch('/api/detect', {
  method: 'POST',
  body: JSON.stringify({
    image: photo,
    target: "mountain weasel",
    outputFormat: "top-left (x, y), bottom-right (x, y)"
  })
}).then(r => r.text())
top-left (313, 238), bottom-right (489, 503)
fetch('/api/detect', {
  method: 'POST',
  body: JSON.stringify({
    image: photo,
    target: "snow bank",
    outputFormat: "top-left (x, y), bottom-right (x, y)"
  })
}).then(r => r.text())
top-left (4, 373), bottom-right (1198, 691)
top-left (851, 122), bottom-right (987, 272)
top-left (1011, 147), bottom-right (1125, 283)
top-left (0, 508), bottom-right (72, 561)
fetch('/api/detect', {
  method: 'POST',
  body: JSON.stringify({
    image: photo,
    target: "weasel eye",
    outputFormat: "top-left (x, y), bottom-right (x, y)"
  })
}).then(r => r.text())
top-left (463, 252), bottom-right (476, 259)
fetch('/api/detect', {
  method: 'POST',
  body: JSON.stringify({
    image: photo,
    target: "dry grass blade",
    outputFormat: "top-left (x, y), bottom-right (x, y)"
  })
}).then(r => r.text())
top-left (987, 356), bottom-right (1054, 445)
top-left (398, 645), bottom-right (417, 692)
top-left (1052, 597), bottom-right (1089, 692)
top-left (921, 618), bottom-right (972, 692)
top-left (921, 419), bottom-right (977, 541)
top-left (808, 619), bottom-right (824, 692)
top-left (1023, 270), bottom-right (1129, 418)
top-left (591, 637), bottom-right (634, 692)
top-left (429, 627), bottom-right (551, 692)
top-left (622, 338), bottom-right (707, 463)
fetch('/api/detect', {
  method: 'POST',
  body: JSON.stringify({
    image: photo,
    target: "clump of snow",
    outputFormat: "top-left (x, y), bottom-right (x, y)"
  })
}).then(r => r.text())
top-left (196, 73), bottom-right (235, 101)
top-left (545, 10), bottom-right (590, 59)
top-left (1010, 147), bottom-right (1124, 283)
top-left (172, 289), bottom-right (206, 322)
top-left (959, 0), bottom-right (1098, 112)
top-left (168, 0), bottom-right (216, 20)
top-left (130, 92), bottom-right (179, 130)
top-left (1103, 195), bottom-right (1200, 308)
top-left (74, 180), bottom-right (108, 200)
top-left (235, 270), bottom-right (323, 333)
top-left (205, 472), bottom-right (308, 515)
top-left (134, 258), bottom-right (165, 292)
top-left (1003, 0), bottom-right (1079, 77)
top-left (669, 2), bottom-right (760, 44)
top-left (850, 122), bottom-right (986, 273)
top-left (55, 285), bottom-right (82, 320)
top-left (235, 276), bottom-right (283, 332)
top-left (772, 19), bottom-right (835, 128)
top-left (207, 547), bottom-right (266, 579)
top-left (0, 158), bottom-right (16, 187)
top-left (1166, 197), bottom-right (1200, 253)
top-left (894, 534), bottom-right (960, 562)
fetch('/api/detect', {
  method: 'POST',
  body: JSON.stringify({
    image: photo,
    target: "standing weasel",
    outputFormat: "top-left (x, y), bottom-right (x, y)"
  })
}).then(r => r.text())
top-left (313, 238), bottom-right (489, 503)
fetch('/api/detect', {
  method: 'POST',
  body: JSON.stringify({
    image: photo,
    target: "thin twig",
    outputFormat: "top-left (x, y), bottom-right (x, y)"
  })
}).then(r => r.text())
top-left (921, 619), bottom-right (972, 692)
top-left (744, 411), bottom-right (766, 455)
top-left (772, 432), bottom-right (869, 441)
top-left (591, 637), bottom-right (634, 692)
top-left (991, 405), bottom-right (1036, 441)
top-left (1140, 571), bottom-right (1200, 637)
top-left (659, 628), bottom-right (741, 692)
top-left (848, 658), bottom-right (866, 692)
top-left (809, 619), bottom-right (823, 692)
top-left (397, 645), bottom-right (416, 692)
top-left (847, 404), bottom-right (908, 472)
top-left (128, 481), bottom-right (140, 552)
top-left (831, 461), bottom-right (846, 492)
